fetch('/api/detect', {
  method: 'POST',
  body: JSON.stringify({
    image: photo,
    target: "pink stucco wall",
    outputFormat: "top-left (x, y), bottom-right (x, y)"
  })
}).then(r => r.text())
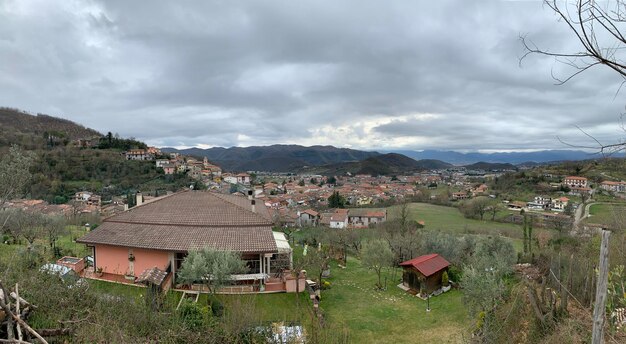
top-left (95, 244), bottom-right (170, 277)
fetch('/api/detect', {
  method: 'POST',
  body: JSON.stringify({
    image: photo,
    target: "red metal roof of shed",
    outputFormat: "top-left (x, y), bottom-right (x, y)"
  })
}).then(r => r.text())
top-left (399, 254), bottom-right (450, 277)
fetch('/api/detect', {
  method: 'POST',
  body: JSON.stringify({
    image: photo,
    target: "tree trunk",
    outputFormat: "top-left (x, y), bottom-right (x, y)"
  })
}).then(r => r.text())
top-left (591, 230), bottom-right (610, 344)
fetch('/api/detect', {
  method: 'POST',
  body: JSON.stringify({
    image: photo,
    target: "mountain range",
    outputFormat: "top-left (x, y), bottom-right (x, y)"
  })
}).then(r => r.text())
top-left (162, 145), bottom-right (380, 172)
top-left (386, 149), bottom-right (605, 165)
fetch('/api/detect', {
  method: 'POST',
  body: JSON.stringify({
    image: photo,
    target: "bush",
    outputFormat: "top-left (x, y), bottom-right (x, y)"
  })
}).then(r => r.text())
top-left (178, 299), bottom-right (209, 330)
top-left (207, 295), bottom-right (224, 317)
top-left (442, 271), bottom-right (449, 286)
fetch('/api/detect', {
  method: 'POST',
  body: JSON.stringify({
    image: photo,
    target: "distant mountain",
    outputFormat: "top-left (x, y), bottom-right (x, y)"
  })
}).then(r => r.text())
top-left (387, 149), bottom-right (603, 165)
top-left (162, 145), bottom-right (381, 172)
top-left (306, 153), bottom-right (452, 176)
top-left (464, 161), bottom-right (517, 171)
top-left (0, 107), bottom-right (101, 149)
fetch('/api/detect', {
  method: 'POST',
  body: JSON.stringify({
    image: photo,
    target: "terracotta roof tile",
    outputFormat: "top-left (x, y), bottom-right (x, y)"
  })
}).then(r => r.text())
top-left (399, 254), bottom-right (450, 277)
top-left (77, 191), bottom-right (277, 253)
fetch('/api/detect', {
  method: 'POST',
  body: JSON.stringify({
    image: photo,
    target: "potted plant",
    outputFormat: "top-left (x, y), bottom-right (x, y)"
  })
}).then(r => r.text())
top-left (95, 267), bottom-right (103, 277)
top-left (128, 253), bottom-right (135, 262)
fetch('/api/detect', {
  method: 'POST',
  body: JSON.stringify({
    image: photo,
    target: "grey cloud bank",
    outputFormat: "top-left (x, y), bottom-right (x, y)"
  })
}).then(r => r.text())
top-left (1, 0), bottom-right (623, 151)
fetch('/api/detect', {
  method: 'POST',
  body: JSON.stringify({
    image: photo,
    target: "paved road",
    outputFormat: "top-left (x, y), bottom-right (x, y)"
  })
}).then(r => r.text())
top-left (572, 200), bottom-right (591, 235)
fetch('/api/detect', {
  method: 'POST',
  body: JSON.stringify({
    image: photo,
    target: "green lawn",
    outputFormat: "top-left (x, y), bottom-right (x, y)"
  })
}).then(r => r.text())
top-left (320, 256), bottom-right (469, 343)
top-left (585, 203), bottom-right (626, 226)
top-left (390, 202), bottom-right (531, 242)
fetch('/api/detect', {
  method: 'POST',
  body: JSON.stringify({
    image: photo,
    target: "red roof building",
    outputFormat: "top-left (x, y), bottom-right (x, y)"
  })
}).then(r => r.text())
top-left (399, 254), bottom-right (450, 294)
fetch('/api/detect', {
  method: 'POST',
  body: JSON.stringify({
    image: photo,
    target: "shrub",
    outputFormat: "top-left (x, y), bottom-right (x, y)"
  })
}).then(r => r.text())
top-left (442, 271), bottom-right (449, 286)
top-left (178, 299), bottom-right (209, 330)
top-left (207, 295), bottom-right (224, 317)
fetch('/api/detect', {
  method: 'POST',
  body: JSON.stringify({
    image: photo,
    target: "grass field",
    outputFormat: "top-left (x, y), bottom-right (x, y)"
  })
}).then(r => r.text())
top-left (320, 256), bottom-right (469, 343)
top-left (585, 203), bottom-right (626, 226)
top-left (388, 202), bottom-right (527, 251)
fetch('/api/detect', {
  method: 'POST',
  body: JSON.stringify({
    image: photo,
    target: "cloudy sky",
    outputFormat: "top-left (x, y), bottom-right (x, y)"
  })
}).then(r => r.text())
top-left (1, 0), bottom-right (624, 152)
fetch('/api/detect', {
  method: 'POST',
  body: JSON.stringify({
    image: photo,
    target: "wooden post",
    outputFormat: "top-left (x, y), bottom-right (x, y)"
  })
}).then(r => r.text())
top-left (592, 229), bottom-right (610, 344)
top-left (15, 284), bottom-right (22, 342)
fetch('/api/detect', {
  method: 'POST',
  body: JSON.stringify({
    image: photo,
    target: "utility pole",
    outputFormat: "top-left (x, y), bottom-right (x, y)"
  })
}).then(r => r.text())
top-left (592, 229), bottom-right (610, 344)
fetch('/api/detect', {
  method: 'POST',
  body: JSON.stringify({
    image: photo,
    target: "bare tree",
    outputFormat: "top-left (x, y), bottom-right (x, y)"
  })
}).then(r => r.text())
top-left (521, 0), bottom-right (626, 154)
top-left (0, 145), bottom-right (34, 230)
top-left (521, 0), bottom-right (625, 84)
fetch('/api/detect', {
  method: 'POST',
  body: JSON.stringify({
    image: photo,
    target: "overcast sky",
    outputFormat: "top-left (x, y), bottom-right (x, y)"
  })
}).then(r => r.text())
top-left (1, 0), bottom-right (624, 152)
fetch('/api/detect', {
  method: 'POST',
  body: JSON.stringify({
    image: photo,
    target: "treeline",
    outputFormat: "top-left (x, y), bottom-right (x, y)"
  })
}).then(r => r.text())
top-left (28, 147), bottom-right (191, 203)
top-left (96, 131), bottom-right (147, 151)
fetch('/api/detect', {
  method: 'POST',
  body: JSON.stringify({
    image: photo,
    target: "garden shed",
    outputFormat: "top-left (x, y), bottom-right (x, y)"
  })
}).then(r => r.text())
top-left (399, 254), bottom-right (450, 294)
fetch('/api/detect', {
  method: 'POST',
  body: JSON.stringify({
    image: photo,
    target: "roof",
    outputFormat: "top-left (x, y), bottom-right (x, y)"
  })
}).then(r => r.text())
top-left (565, 176), bottom-right (587, 180)
top-left (302, 209), bottom-right (319, 217)
top-left (399, 254), bottom-right (450, 277)
top-left (137, 267), bottom-right (168, 286)
top-left (347, 208), bottom-right (386, 218)
top-left (77, 191), bottom-right (277, 254)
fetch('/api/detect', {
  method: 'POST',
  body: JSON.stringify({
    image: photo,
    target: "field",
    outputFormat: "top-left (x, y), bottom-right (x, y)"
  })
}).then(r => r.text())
top-left (584, 203), bottom-right (626, 226)
top-left (389, 202), bottom-right (526, 251)
top-left (320, 255), bottom-right (469, 343)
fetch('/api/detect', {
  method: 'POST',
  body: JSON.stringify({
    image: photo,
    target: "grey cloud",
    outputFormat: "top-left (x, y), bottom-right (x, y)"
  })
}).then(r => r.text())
top-left (0, 0), bottom-right (623, 150)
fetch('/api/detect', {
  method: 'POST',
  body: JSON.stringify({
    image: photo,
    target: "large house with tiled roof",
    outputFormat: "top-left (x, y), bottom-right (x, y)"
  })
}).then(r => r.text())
top-left (78, 190), bottom-right (298, 293)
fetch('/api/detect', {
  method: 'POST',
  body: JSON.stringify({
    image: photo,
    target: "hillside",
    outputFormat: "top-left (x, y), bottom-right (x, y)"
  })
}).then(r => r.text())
top-left (464, 161), bottom-right (517, 171)
top-left (305, 153), bottom-right (451, 176)
top-left (0, 108), bottom-right (192, 203)
top-left (390, 149), bottom-right (606, 165)
top-left (0, 107), bottom-right (101, 150)
top-left (163, 144), bottom-right (381, 172)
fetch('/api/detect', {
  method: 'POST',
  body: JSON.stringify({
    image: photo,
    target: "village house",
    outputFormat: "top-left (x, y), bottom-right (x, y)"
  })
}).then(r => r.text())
top-left (527, 195), bottom-right (551, 210)
top-left (452, 192), bottom-right (469, 200)
top-left (74, 191), bottom-right (101, 207)
top-left (297, 209), bottom-right (320, 227)
top-left (155, 159), bottom-right (170, 168)
top-left (399, 254), bottom-right (450, 294)
top-left (562, 176), bottom-right (588, 189)
top-left (347, 208), bottom-right (387, 228)
top-left (77, 190), bottom-right (301, 293)
top-left (600, 180), bottom-right (626, 193)
top-left (125, 149), bottom-right (154, 161)
top-left (329, 211), bottom-right (348, 229)
top-left (551, 196), bottom-right (569, 211)
top-left (162, 164), bottom-right (176, 175)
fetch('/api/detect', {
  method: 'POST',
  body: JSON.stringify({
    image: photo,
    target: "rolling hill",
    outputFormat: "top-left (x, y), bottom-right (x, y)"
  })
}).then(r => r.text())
top-left (304, 153), bottom-right (452, 176)
top-left (389, 149), bottom-right (605, 165)
top-left (0, 107), bottom-right (101, 150)
top-left (162, 145), bottom-right (381, 172)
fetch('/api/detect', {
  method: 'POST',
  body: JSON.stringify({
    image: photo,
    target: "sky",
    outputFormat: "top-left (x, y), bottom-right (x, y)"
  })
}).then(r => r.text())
top-left (1, 0), bottom-right (624, 152)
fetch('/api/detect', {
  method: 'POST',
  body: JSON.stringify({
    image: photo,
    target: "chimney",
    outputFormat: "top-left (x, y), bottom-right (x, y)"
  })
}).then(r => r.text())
top-left (124, 204), bottom-right (129, 211)
top-left (136, 191), bottom-right (143, 207)
top-left (251, 199), bottom-right (256, 213)
top-left (247, 189), bottom-right (253, 201)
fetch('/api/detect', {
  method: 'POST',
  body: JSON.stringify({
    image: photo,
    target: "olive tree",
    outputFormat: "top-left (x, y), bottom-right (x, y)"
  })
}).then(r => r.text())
top-left (361, 239), bottom-right (394, 290)
top-left (177, 248), bottom-right (247, 294)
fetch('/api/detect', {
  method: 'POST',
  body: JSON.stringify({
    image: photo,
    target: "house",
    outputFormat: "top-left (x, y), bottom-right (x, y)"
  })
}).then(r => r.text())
top-left (236, 173), bottom-right (251, 185)
top-left (399, 254), bottom-right (450, 294)
top-left (347, 208), bottom-right (387, 228)
top-left (298, 209), bottom-right (320, 227)
top-left (329, 213), bottom-right (347, 228)
top-left (74, 191), bottom-right (101, 207)
top-left (162, 164), bottom-right (176, 175)
top-left (125, 149), bottom-right (154, 161)
top-left (551, 197), bottom-right (569, 211)
top-left (527, 195), bottom-right (551, 210)
top-left (155, 159), bottom-right (170, 168)
top-left (600, 181), bottom-right (626, 193)
top-left (507, 201), bottom-right (526, 211)
top-left (77, 190), bottom-right (300, 293)
top-left (563, 176), bottom-right (588, 188)
top-left (452, 192), bottom-right (469, 200)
